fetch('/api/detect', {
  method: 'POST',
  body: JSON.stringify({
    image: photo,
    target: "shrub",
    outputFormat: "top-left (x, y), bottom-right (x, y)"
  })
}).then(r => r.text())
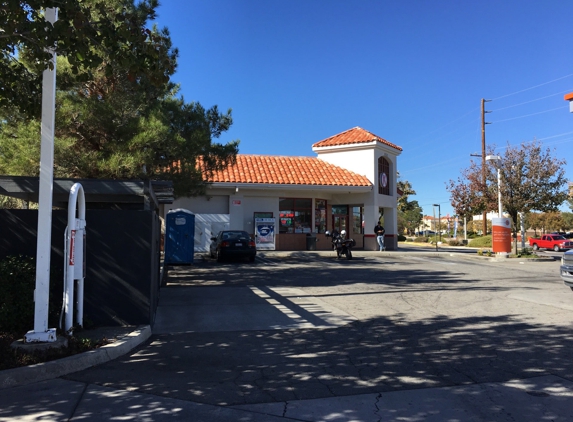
top-left (414, 236), bottom-right (429, 243)
top-left (0, 255), bottom-right (36, 333)
top-left (397, 235), bottom-right (407, 242)
top-left (0, 255), bottom-right (63, 335)
top-left (468, 235), bottom-right (492, 248)
top-left (448, 239), bottom-right (463, 246)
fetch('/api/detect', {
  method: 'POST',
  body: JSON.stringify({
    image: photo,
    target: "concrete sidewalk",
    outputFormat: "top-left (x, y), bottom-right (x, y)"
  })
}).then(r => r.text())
top-left (1, 374), bottom-right (571, 421)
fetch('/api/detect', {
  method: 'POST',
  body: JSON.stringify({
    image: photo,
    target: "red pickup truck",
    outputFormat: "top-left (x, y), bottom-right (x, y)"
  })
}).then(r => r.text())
top-left (529, 234), bottom-right (573, 252)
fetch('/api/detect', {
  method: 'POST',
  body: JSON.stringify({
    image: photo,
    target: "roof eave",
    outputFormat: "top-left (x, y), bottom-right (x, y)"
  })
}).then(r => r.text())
top-left (313, 141), bottom-right (402, 154)
top-left (208, 182), bottom-right (373, 193)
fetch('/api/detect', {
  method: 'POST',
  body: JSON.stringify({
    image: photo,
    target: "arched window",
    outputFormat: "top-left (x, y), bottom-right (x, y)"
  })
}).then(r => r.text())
top-left (378, 157), bottom-right (390, 195)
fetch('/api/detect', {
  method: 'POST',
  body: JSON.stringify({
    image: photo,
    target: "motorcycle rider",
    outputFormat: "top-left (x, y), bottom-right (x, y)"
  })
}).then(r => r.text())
top-left (374, 221), bottom-right (385, 251)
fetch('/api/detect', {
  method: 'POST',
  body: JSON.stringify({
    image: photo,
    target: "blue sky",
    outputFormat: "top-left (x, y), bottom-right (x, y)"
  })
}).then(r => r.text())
top-left (153, 1), bottom-right (573, 218)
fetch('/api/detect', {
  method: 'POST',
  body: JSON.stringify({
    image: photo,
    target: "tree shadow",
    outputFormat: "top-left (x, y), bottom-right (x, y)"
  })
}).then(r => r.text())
top-left (59, 256), bottom-right (573, 415)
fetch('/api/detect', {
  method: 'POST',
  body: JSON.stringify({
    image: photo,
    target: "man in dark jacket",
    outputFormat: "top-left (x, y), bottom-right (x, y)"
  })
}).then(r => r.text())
top-left (374, 222), bottom-right (385, 251)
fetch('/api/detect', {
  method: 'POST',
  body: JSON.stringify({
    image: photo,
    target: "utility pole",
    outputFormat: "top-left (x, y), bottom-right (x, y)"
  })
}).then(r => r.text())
top-left (481, 98), bottom-right (491, 236)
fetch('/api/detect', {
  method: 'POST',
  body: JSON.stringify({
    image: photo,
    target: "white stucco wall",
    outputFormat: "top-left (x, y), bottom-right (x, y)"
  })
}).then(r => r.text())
top-left (167, 195), bottom-right (228, 217)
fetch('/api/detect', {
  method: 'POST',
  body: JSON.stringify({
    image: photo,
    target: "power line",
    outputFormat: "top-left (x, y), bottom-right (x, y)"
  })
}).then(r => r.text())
top-left (491, 89), bottom-right (573, 112)
top-left (409, 107), bottom-right (479, 143)
top-left (491, 73), bottom-right (573, 101)
top-left (493, 106), bottom-right (566, 123)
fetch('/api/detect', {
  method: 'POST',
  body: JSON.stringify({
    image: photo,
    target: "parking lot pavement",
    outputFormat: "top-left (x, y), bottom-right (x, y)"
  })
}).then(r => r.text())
top-left (3, 251), bottom-right (573, 421)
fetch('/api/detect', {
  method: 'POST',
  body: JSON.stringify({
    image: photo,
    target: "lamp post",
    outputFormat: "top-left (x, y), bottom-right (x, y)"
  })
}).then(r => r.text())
top-left (433, 204), bottom-right (441, 243)
top-left (486, 155), bottom-right (511, 257)
top-left (485, 155), bottom-right (502, 217)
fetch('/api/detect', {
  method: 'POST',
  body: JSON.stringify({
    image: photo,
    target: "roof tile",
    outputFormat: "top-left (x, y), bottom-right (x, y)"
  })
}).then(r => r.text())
top-left (203, 155), bottom-right (372, 187)
top-left (312, 126), bottom-right (402, 151)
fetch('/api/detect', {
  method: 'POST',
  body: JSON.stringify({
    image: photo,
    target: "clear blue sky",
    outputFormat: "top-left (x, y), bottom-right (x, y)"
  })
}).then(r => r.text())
top-left (153, 1), bottom-right (573, 218)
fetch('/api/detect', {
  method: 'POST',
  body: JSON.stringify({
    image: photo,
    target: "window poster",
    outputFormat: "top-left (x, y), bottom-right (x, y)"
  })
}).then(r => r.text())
top-left (255, 218), bottom-right (276, 250)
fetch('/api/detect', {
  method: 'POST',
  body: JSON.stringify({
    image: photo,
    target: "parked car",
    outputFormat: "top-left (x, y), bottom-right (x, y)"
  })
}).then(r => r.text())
top-left (528, 234), bottom-right (573, 252)
top-left (415, 230), bottom-right (435, 236)
top-left (560, 249), bottom-right (573, 290)
top-left (210, 230), bottom-right (256, 262)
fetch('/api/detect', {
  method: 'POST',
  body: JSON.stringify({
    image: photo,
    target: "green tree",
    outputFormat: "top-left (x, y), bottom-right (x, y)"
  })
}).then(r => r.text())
top-left (0, 0), bottom-right (239, 197)
top-left (396, 178), bottom-right (422, 235)
top-left (526, 212), bottom-right (543, 237)
top-left (540, 212), bottom-right (565, 233)
top-left (398, 201), bottom-right (423, 235)
top-left (562, 212), bottom-right (573, 231)
top-left (446, 157), bottom-right (487, 222)
top-left (397, 179), bottom-right (416, 212)
top-left (1, 0), bottom-right (173, 118)
top-left (448, 140), bottom-right (568, 243)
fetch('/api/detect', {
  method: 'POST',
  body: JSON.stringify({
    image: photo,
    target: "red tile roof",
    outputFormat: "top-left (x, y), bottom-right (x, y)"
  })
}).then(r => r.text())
top-left (312, 126), bottom-right (402, 151)
top-left (203, 155), bottom-right (372, 187)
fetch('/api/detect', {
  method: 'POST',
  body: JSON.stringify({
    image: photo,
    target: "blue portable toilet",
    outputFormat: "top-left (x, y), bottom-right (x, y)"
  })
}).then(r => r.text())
top-left (164, 209), bottom-right (195, 265)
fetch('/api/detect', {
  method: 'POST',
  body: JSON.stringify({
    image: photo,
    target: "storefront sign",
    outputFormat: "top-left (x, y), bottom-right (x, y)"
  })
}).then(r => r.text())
top-left (492, 217), bottom-right (512, 253)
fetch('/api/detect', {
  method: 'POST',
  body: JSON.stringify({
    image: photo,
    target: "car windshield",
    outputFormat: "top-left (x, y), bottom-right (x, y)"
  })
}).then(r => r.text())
top-left (222, 231), bottom-right (250, 240)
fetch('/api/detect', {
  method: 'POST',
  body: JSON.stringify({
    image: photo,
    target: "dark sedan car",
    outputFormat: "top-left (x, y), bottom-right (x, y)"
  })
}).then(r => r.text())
top-left (209, 230), bottom-right (256, 262)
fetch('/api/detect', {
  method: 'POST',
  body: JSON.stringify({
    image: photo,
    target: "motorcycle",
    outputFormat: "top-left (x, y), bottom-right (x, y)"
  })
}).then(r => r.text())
top-left (325, 229), bottom-right (356, 260)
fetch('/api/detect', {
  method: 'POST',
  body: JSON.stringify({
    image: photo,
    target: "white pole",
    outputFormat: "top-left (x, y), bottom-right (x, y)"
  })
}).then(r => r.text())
top-left (25, 7), bottom-right (58, 343)
top-left (520, 212), bottom-right (525, 249)
top-left (497, 168), bottom-right (502, 218)
top-left (65, 183), bottom-right (86, 333)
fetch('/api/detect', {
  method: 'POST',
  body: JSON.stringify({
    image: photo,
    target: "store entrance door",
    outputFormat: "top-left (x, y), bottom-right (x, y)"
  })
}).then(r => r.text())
top-left (331, 205), bottom-right (348, 234)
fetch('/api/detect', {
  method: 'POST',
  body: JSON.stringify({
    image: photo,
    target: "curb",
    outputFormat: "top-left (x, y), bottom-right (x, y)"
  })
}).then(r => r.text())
top-left (0, 325), bottom-right (151, 390)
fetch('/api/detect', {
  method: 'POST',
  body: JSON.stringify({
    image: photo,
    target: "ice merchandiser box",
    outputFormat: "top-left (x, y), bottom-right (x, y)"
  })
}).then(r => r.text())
top-left (255, 218), bottom-right (276, 250)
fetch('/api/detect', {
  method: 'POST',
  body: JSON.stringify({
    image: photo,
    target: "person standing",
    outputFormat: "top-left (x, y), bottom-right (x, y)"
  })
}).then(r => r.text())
top-left (374, 221), bottom-right (385, 251)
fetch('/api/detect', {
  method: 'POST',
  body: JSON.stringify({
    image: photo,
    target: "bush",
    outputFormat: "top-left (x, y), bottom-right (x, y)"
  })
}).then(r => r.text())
top-left (448, 239), bottom-right (464, 246)
top-left (414, 236), bottom-right (429, 243)
top-left (0, 255), bottom-right (63, 335)
top-left (0, 255), bottom-right (36, 333)
top-left (468, 235), bottom-right (492, 248)
top-left (397, 235), bottom-right (407, 242)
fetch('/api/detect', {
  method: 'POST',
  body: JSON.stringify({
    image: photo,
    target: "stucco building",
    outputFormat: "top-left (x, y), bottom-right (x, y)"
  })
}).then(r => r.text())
top-left (164, 127), bottom-right (403, 251)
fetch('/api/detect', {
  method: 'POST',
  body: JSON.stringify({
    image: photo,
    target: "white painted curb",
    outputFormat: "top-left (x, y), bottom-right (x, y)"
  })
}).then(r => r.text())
top-left (0, 325), bottom-right (151, 390)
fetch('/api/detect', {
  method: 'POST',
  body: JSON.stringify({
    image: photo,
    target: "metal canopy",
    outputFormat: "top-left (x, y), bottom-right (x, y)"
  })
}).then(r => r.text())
top-left (0, 176), bottom-right (174, 209)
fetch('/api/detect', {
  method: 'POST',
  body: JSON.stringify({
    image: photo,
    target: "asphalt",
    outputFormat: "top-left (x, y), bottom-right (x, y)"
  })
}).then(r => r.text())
top-left (0, 246), bottom-right (566, 422)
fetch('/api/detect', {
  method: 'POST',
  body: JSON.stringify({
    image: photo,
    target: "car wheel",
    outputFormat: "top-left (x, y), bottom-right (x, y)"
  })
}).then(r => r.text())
top-left (532, 244), bottom-right (539, 251)
top-left (216, 250), bottom-right (223, 262)
top-left (554, 245), bottom-right (560, 252)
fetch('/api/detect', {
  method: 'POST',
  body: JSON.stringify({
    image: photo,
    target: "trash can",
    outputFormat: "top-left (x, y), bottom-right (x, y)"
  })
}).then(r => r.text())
top-left (306, 234), bottom-right (317, 251)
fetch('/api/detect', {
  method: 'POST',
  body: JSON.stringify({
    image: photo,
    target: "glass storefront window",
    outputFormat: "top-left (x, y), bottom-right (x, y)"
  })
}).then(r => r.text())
top-left (352, 206), bottom-right (364, 234)
top-left (315, 199), bottom-right (327, 233)
top-left (280, 198), bottom-right (312, 233)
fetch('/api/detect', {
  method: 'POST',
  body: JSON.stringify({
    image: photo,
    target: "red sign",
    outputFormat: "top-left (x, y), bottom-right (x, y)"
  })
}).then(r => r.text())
top-left (69, 230), bottom-right (76, 265)
top-left (492, 218), bottom-right (511, 253)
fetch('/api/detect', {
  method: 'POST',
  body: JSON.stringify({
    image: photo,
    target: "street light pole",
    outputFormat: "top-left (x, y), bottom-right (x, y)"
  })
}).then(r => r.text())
top-left (486, 155), bottom-right (502, 217)
top-left (433, 203), bottom-right (441, 243)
